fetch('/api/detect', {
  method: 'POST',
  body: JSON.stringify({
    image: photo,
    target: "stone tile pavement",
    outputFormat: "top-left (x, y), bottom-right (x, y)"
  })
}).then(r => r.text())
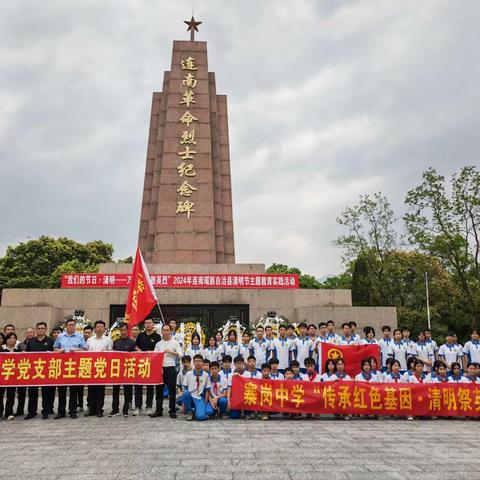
top-left (0, 408), bottom-right (479, 480)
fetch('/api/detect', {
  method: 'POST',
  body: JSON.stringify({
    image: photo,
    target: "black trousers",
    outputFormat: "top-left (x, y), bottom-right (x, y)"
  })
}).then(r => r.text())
top-left (157, 366), bottom-right (177, 414)
top-left (112, 385), bottom-right (133, 415)
top-left (87, 385), bottom-right (105, 414)
top-left (16, 386), bottom-right (26, 415)
top-left (27, 386), bottom-right (55, 415)
top-left (0, 387), bottom-right (4, 417)
top-left (4, 387), bottom-right (17, 417)
top-left (57, 386), bottom-right (80, 414)
top-left (134, 384), bottom-right (154, 409)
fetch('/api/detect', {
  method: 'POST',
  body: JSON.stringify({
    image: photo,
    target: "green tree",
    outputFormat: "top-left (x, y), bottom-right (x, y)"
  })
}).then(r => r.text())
top-left (404, 166), bottom-right (480, 328)
top-left (0, 236), bottom-right (114, 289)
top-left (319, 271), bottom-right (352, 289)
top-left (266, 263), bottom-right (321, 289)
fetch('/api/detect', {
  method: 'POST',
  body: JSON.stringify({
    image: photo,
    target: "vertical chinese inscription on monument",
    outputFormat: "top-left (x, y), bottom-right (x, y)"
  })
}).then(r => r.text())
top-left (176, 56), bottom-right (199, 219)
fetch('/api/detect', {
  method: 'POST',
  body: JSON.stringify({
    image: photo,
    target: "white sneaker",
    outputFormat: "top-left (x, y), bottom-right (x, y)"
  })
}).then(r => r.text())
top-left (132, 408), bottom-right (140, 416)
top-left (407, 416), bottom-right (414, 421)
top-left (7, 415), bottom-right (14, 420)
top-left (186, 412), bottom-right (194, 421)
top-left (145, 408), bottom-right (153, 416)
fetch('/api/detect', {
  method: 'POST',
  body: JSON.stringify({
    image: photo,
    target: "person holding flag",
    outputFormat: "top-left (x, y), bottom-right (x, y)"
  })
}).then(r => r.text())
top-left (124, 247), bottom-right (163, 416)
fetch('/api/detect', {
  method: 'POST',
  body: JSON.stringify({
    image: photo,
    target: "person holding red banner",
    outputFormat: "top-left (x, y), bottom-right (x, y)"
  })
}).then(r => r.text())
top-left (320, 359), bottom-right (336, 382)
top-left (1, 333), bottom-right (21, 420)
top-left (383, 360), bottom-right (407, 383)
top-left (85, 320), bottom-right (113, 418)
top-left (330, 358), bottom-right (351, 381)
top-left (53, 318), bottom-right (86, 419)
top-left (24, 321), bottom-right (55, 420)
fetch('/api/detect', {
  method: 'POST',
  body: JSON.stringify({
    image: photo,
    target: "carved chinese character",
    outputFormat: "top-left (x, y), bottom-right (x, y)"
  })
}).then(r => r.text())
top-left (177, 146), bottom-right (197, 160)
top-left (179, 90), bottom-right (196, 107)
top-left (177, 162), bottom-right (196, 178)
top-left (180, 130), bottom-right (196, 145)
top-left (176, 200), bottom-right (195, 219)
top-left (181, 56), bottom-right (198, 71)
top-left (179, 111), bottom-right (198, 127)
top-left (183, 72), bottom-right (198, 88)
top-left (176, 181), bottom-right (197, 197)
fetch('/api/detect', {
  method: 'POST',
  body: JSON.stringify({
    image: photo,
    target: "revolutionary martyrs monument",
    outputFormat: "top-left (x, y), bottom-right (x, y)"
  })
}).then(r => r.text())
top-left (139, 17), bottom-right (235, 264)
top-left (0, 18), bottom-right (397, 335)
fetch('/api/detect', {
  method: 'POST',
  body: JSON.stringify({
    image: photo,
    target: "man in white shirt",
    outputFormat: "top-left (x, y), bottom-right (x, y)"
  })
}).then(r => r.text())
top-left (85, 320), bottom-right (112, 417)
top-left (326, 320), bottom-right (340, 344)
top-left (153, 324), bottom-right (182, 418)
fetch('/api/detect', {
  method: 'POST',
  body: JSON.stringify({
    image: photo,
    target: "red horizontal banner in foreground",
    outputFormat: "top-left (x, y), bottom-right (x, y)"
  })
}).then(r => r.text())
top-left (0, 352), bottom-right (164, 387)
top-left (61, 273), bottom-right (299, 289)
top-left (230, 376), bottom-right (480, 417)
top-left (320, 344), bottom-right (380, 377)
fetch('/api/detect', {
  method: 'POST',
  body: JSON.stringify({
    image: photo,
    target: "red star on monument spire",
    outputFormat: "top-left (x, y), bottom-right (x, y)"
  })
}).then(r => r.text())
top-left (184, 16), bottom-right (202, 41)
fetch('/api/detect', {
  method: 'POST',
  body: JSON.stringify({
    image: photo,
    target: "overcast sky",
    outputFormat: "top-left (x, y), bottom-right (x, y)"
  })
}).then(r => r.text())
top-left (1, 0), bottom-right (479, 277)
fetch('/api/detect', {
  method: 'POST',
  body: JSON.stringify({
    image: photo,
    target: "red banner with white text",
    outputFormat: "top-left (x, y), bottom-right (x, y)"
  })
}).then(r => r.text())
top-left (0, 352), bottom-right (164, 386)
top-left (61, 273), bottom-right (299, 289)
top-left (230, 376), bottom-right (480, 417)
top-left (320, 344), bottom-right (381, 377)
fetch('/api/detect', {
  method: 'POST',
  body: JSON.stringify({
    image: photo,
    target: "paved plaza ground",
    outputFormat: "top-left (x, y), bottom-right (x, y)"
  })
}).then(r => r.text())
top-left (1, 400), bottom-right (479, 480)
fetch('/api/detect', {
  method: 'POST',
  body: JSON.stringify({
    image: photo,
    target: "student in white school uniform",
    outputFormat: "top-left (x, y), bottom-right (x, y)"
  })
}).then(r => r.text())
top-left (227, 355), bottom-right (251, 419)
top-left (447, 362), bottom-right (469, 383)
top-left (349, 321), bottom-right (361, 343)
top-left (463, 329), bottom-right (480, 369)
top-left (415, 331), bottom-right (435, 373)
top-left (249, 326), bottom-right (269, 370)
top-left (338, 323), bottom-right (359, 346)
top-left (264, 325), bottom-right (275, 357)
top-left (438, 332), bottom-right (464, 371)
top-left (355, 359), bottom-right (380, 382)
top-left (304, 357), bottom-right (321, 382)
top-left (368, 356), bottom-right (383, 380)
top-left (182, 354), bottom-right (211, 421)
top-left (465, 362), bottom-right (479, 383)
top-left (206, 361), bottom-right (228, 418)
top-left (387, 329), bottom-right (408, 373)
top-left (383, 360), bottom-right (407, 383)
top-left (292, 323), bottom-right (314, 373)
top-left (271, 324), bottom-right (295, 373)
top-left (378, 325), bottom-right (393, 372)
top-left (244, 355), bottom-right (262, 379)
top-left (360, 327), bottom-right (378, 345)
top-left (320, 359), bottom-right (337, 382)
top-left (326, 320), bottom-right (340, 344)
top-left (424, 329), bottom-right (438, 358)
top-left (176, 355), bottom-right (192, 410)
top-left (219, 355), bottom-right (233, 384)
top-left (291, 360), bottom-right (307, 381)
top-left (268, 358), bottom-right (284, 380)
top-left (427, 360), bottom-right (449, 383)
top-left (407, 359), bottom-right (427, 384)
top-left (221, 330), bottom-right (240, 361)
top-left (401, 328), bottom-right (418, 357)
top-left (203, 336), bottom-right (221, 363)
top-left (238, 332), bottom-right (251, 363)
top-left (185, 333), bottom-right (204, 359)
top-left (307, 324), bottom-right (320, 366)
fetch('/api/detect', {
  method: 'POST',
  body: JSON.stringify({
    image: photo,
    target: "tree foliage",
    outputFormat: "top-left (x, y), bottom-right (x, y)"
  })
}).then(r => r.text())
top-left (0, 236), bottom-right (114, 289)
top-left (266, 263), bottom-right (321, 289)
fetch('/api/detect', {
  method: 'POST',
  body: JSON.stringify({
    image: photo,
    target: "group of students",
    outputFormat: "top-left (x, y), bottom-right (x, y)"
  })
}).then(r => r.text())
top-left (1, 318), bottom-right (479, 421)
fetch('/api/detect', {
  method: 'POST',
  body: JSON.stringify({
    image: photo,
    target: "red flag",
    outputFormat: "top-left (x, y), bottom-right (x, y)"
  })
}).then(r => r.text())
top-left (320, 344), bottom-right (380, 378)
top-left (125, 247), bottom-right (158, 333)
